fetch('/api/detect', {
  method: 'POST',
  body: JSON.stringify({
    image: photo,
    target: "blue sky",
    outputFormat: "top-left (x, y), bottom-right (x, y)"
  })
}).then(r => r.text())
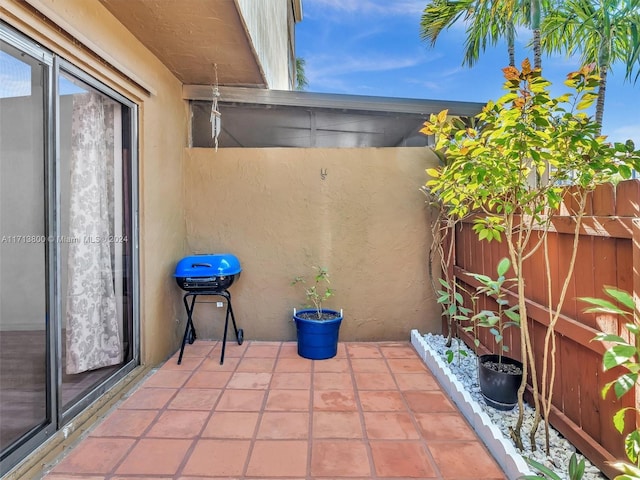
top-left (296, 0), bottom-right (640, 145)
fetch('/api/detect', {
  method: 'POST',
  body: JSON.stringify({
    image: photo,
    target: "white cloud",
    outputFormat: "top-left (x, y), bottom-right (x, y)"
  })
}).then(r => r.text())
top-left (305, 0), bottom-right (425, 17)
top-left (308, 53), bottom-right (426, 79)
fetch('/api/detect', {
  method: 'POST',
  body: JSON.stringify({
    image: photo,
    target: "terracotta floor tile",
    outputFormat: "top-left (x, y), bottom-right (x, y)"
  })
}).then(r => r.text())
top-left (363, 412), bottom-right (421, 439)
top-left (45, 475), bottom-right (105, 480)
top-left (353, 372), bottom-right (397, 390)
top-left (52, 438), bottom-right (134, 474)
top-left (202, 411), bottom-right (259, 438)
top-left (380, 343), bottom-right (419, 358)
top-left (370, 441), bottom-right (437, 478)
top-left (313, 411), bottom-right (363, 438)
top-left (46, 475), bottom-right (107, 480)
top-left (404, 391), bottom-right (456, 413)
top-left (313, 390), bottom-right (358, 411)
top-left (246, 440), bottom-right (308, 477)
top-left (257, 412), bottom-right (309, 439)
top-left (146, 410), bottom-right (210, 438)
top-left (236, 357), bottom-right (276, 372)
top-left (270, 372), bottom-right (311, 389)
top-left (244, 343), bottom-right (281, 358)
top-left (265, 389), bottom-right (310, 411)
top-left (333, 343), bottom-right (348, 358)
top-left (113, 477), bottom-right (173, 480)
top-left (274, 357), bottom-right (313, 372)
top-left (143, 370), bottom-right (192, 388)
top-left (216, 389), bottom-right (266, 411)
top-left (394, 372), bottom-right (441, 391)
top-left (387, 357), bottom-right (429, 373)
top-left (226, 372), bottom-right (272, 389)
top-left (428, 441), bottom-right (506, 479)
top-left (119, 387), bottom-right (177, 410)
top-left (89, 409), bottom-right (157, 438)
top-left (358, 390), bottom-right (406, 411)
top-left (184, 370), bottom-right (232, 388)
top-left (168, 388), bottom-right (221, 410)
top-left (199, 355), bottom-right (240, 371)
top-left (314, 372), bottom-right (354, 390)
top-left (146, 410), bottom-right (209, 438)
top-left (160, 356), bottom-right (203, 371)
top-left (346, 343), bottom-right (383, 358)
top-left (350, 358), bottom-right (389, 372)
top-left (181, 439), bottom-right (250, 477)
top-left (278, 342), bottom-right (300, 358)
top-left (414, 412), bottom-right (478, 441)
top-left (215, 341), bottom-right (248, 357)
top-left (115, 439), bottom-right (192, 475)
top-left (313, 357), bottom-right (350, 372)
top-left (311, 440), bottom-right (371, 477)
top-left (180, 342), bottom-right (214, 358)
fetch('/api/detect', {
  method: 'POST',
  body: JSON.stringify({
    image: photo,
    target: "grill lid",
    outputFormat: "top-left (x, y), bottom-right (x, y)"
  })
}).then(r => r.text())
top-left (174, 253), bottom-right (241, 278)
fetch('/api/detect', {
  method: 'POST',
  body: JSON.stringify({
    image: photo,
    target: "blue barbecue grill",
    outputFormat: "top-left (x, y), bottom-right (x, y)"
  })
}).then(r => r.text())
top-left (174, 253), bottom-right (244, 364)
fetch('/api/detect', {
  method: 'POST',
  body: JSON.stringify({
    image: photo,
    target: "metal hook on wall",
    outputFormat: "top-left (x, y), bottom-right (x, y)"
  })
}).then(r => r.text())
top-left (320, 168), bottom-right (328, 180)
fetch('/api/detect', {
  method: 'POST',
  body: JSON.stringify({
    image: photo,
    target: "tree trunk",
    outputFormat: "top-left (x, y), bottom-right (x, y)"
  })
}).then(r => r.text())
top-left (595, 65), bottom-right (608, 134)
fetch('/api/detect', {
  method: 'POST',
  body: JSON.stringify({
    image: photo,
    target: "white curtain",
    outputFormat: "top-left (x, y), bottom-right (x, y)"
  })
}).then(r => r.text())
top-left (65, 92), bottom-right (122, 374)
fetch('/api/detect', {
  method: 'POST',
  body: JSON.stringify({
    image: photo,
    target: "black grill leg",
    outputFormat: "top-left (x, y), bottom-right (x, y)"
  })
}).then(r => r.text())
top-left (220, 291), bottom-right (231, 365)
top-left (178, 294), bottom-right (197, 365)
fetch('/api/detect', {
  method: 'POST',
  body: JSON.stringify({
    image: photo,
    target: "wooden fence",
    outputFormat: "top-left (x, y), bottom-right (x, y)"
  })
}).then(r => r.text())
top-left (445, 179), bottom-right (640, 479)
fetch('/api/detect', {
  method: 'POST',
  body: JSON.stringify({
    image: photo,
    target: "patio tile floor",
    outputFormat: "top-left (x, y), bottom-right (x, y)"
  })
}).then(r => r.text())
top-left (42, 341), bottom-right (506, 479)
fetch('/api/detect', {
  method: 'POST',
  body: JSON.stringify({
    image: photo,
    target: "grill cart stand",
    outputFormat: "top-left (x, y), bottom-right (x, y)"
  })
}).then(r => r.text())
top-left (177, 289), bottom-right (244, 365)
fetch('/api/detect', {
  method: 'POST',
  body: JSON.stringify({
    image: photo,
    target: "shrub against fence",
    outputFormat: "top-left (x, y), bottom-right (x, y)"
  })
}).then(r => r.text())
top-left (447, 179), bottom-right (640, 478)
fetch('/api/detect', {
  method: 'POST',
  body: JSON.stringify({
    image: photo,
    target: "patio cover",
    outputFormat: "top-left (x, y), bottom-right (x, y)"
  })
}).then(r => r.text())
top-left (184, 85), bottom-right (486, 148)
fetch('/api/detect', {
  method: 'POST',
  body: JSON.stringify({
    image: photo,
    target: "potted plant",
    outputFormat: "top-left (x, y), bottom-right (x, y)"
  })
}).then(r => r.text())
top-left (291, 266), bottom-right (343, 360)
top-left (470, 258), bottom-right (523, 410)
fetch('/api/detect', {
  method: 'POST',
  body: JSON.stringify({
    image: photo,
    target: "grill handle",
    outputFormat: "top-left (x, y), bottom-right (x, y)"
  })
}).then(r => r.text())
top-left (191, 263), bottom-right (212, 268)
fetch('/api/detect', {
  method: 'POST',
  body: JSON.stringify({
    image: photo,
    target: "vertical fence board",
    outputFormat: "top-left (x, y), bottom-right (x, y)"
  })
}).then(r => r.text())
top-left (574, 235), bottom-right (596, 328)
top-left (616, 180), bottom-right (640, 217)
top-left (592, 183), bottom-right (615, 216)
top-left (579, 349), bottom-right (602, 442)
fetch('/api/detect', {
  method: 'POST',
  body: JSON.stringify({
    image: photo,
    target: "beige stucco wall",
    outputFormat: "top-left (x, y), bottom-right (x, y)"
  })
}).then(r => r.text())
top-left (182, 147), bottom-right (441, 341)
top-left (3, 0), bottom-right (189, 366)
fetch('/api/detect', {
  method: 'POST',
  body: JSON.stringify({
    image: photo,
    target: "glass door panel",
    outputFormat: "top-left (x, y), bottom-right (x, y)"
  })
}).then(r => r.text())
top-left (0, 43), bottom-right (49, 452)
top-left (58, 71), bottom-right (134, 410)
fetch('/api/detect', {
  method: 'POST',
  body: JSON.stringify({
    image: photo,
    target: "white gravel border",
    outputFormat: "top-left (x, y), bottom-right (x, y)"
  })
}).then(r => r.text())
top-left (411, 329), bottom-right (537, 479)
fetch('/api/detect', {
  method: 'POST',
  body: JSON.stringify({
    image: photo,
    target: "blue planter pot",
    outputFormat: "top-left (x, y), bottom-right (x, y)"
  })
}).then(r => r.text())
top-left (293, 309), bottom-right (343, 360)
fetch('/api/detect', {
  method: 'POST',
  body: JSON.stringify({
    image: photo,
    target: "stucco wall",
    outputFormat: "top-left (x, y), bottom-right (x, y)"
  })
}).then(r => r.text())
top-left (182, 147), bottom-right (441, 341)
top-left (3, 0), bottom-right (189, 365)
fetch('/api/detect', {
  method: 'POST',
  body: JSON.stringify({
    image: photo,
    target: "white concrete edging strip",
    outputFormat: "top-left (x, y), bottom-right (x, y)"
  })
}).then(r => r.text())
top-left (411, 329), bottom-right (535, 479)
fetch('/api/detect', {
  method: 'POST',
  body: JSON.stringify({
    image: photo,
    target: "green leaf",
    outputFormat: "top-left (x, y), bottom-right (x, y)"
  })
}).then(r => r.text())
top-left (496, 257), bottom-right (510, 276)
top-left (614, 408), bottom-right (630, 434)
top-left (604, 287), bottom-right (635, 311)
top-left (603, 345), bottom-right (638, 369)
top-left (593, 333), bottom-right (627, 344)
top-left (568, 452), bottom-right (585, 480)
top-left (614, 374), bottom-right (638, 399)
top-left (582, 296), bottom-right (629, 315)
top-left (521, 457), bottom-right (562, 480)
top-left (625, 430), bottom-right (640, 463)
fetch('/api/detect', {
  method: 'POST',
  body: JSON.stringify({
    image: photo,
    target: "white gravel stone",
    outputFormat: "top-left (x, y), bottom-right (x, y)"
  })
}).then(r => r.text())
top-left (420, 332), bottom-right (607, 480)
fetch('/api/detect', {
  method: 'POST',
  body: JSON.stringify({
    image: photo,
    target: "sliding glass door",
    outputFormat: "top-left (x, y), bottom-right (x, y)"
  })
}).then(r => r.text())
top-left (0, 24), bottom-right (139, 475)
top-left (0, 37), bottom-right (49, 458)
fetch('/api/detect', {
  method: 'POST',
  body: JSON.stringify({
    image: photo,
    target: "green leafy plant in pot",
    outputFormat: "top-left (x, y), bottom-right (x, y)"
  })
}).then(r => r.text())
top-left (469, 258), bottom-right (523, 410)
top-left (291, 266), bottom-right (343, 360)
